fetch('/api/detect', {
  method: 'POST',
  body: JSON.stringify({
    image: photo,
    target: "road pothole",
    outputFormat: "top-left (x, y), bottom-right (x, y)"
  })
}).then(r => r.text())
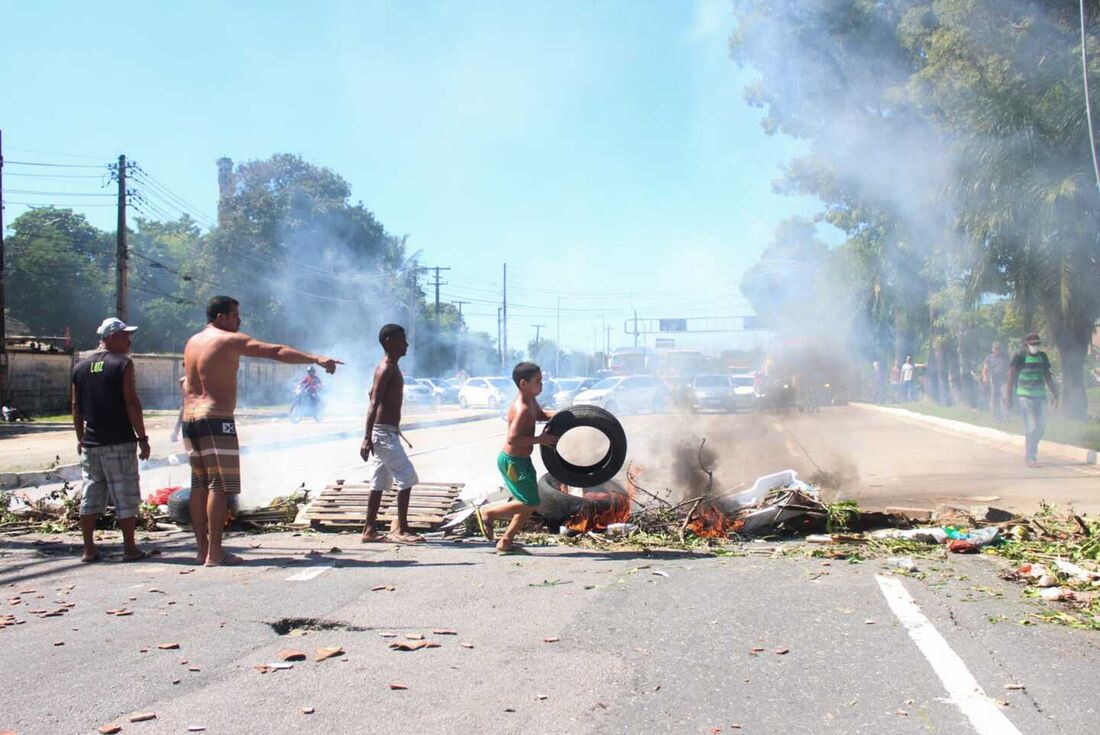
top-left (267, 617), bottom-right (371, 635)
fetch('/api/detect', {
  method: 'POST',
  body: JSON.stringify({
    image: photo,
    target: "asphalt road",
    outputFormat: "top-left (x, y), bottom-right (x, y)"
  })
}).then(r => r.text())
top-left (2, 533), bottom-right (1098, 734)
top-left (3, 406), bottom-right (1100, 734)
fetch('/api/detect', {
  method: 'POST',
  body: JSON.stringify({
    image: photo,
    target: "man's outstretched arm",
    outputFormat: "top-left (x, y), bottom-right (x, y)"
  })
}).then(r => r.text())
top-left (237, 335), bottom-right (342, 374)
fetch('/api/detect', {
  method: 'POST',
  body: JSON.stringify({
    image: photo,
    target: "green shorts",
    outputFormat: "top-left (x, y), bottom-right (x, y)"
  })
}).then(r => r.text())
top-left (497, 452), bottom-right (539, 506)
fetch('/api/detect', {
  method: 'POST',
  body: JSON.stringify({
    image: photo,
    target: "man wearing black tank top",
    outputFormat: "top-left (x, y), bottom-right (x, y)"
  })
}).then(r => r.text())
top-left (71, 318), bottom-right (151, 562)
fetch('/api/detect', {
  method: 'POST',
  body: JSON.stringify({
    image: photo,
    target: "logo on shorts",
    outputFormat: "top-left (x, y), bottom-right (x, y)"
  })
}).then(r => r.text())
top-left (222, 422), bottom-right (236, 435)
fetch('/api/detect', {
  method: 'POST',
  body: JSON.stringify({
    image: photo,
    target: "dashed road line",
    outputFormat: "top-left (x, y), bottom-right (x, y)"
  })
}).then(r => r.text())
top-left (875, 574), bottom-right (1022, 735)
top-left (286, 566), bottom-right (333, 582)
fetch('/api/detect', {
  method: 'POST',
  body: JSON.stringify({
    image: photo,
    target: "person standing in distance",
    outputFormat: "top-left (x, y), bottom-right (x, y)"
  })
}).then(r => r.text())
top-left (71, 318), bottom-right (151, 563)
top-left (182, 296), bottom-right (342, 566)
top-left (1005, 332), bottom-right (1059, 467)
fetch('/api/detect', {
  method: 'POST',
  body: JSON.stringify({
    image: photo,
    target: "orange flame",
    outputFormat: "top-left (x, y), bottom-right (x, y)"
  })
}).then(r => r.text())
top-left (687, 503), bottom-right (741, 538)
top-left (562, 482), bottom-right (635, 533)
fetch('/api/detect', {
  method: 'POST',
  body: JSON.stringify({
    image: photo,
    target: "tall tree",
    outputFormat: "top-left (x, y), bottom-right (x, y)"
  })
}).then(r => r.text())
top-left (5, 207), bottom-right (112, 348)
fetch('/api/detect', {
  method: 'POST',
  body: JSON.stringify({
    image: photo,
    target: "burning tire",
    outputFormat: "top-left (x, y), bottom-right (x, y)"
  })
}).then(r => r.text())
top-left (535, 473), bottom-right (629, 530)
top-left (167, 487), bottom-right (192, 525)
top-left (540, 405), bottom-right (627, 488)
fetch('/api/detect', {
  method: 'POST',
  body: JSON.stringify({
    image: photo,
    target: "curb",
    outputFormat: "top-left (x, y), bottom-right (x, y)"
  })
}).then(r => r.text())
top-left (850, 402), bottom-right (1098, 465)
top-left (1, 411), bottom-right (497, 491)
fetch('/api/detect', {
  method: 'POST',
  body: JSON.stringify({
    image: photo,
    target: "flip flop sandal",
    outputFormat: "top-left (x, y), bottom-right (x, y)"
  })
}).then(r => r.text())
top-left (496, 545), bottom-right (530, 555)
top-left (120, 550), bottom-right (150, 563)
top-left (204, 553), bottom-right (244, 567)
top-left (474, 507), bottom-right (492, 540)
top-left (80, 552), bottom-right (103, 564)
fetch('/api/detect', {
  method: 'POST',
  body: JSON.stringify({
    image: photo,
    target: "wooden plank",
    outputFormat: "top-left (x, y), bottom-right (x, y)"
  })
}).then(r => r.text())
top-left (311, 499), bottom-right (454, 508)
top-left (311, 496), bottom-right (455, 505)
top-left (320, 490), bottom-right (459, 497)
top-left (305, 501), bottom-right (451, 514)
top-left (325, 483), bottom-right (463, 491)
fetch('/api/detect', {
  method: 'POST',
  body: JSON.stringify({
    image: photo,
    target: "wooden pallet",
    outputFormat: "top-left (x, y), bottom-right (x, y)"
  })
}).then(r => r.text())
top-left (305, 480), bottom-right (464, 530)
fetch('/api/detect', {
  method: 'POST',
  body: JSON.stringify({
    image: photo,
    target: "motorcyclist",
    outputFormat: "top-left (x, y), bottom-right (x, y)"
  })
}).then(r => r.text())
top-left (298, 366), bottom-right (323, 402)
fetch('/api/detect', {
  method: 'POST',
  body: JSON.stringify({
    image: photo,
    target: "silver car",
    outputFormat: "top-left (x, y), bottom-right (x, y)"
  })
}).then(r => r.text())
top-left (573, 375), bottom-right (667, 414)
top-left (551, 377), bottom-right (600, 408)
top-left (691, 374), bottom-right (734, 412)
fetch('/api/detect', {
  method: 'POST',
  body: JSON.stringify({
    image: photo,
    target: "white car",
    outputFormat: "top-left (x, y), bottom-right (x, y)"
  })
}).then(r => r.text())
top-left (458, 376), bottom-right (515, 409)
top-left (573, 375), bottom-right (666, 415)
top-left (403, 381), bottom-right (435, 405)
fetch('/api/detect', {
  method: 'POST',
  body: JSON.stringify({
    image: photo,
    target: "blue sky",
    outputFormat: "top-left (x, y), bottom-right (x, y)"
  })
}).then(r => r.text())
top-left (1, 0), bottom-right (826, 354)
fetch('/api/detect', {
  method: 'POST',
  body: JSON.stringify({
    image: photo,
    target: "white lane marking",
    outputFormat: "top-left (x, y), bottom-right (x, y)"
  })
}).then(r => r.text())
top-left (875, 574), bottom-right (1022, 735)
top-left (286, 566), bottom-right (332, 582)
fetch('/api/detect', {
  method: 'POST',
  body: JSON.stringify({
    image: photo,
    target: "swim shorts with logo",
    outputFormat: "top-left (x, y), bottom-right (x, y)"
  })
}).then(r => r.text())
top-left (182, 411), bottom-right (241, 495)
top-left (497, 451), bottom-right (539, 506)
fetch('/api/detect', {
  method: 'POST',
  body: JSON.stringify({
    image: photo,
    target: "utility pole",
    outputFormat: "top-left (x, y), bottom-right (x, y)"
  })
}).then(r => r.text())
top-left (452, 300), bottom-right (469, 373)
top-left (633, 308), bottom-right (639, 347)
top-left (606, 325), bottom-right (612, 356)
top-left (502, 263), bottom-right (508, 367)
top-left (116, 154), bottom-right (129, 321)
top-left (427, 265), bottom-right (450, 375)
top-left (497, 306), bottom-right (503, 371)
top-left (0, 129), bottom-right (6, 401)
top-left (531, 324), bottom-right (545, 359)
top-left (429, 266), bottom-right (451, 324)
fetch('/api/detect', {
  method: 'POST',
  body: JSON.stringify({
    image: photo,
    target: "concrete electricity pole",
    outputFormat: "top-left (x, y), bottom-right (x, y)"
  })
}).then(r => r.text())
top-left (497, 306), bottom-right (504, 371)
top-left (430, 266), bottom-right (451, 324)
top-left (452, 300), bottom-right (469, 372)
top-left (115, 154), bottom-right (129, 321)
top-left (531, 324), bottom-right (545, 359)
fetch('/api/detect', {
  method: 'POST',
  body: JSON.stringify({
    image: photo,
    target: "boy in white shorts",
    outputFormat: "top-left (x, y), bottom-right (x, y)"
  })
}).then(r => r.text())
top-left (360, 324), bottom-right (422, 543)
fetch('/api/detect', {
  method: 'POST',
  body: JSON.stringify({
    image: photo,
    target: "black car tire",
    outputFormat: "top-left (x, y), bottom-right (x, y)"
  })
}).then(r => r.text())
top-left (540, 405), bottom-right (627, 488)
top-left (167, 487), bottom-right (192, 525)
top-left (536, 473), bottom-right (628, 527)
top-left (536, 473), bottom-right (585, 525)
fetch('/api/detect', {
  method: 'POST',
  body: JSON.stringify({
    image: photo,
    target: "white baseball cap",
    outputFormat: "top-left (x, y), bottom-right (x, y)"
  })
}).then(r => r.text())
top-left (97, 317), bottom-right (138, 339)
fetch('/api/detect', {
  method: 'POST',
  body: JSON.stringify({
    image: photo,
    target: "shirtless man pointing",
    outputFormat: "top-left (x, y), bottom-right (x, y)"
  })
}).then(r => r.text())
top-left (183, 296), bottom-right (342, 566)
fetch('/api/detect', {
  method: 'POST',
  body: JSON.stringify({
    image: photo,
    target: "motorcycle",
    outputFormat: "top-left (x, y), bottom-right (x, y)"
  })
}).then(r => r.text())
top-left (289, 382), bottom-right (323, 423)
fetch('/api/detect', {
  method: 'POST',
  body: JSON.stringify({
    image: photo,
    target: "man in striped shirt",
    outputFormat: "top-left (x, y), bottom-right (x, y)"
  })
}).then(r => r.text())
top-left (1005, 332), bottom-right (1060, 467)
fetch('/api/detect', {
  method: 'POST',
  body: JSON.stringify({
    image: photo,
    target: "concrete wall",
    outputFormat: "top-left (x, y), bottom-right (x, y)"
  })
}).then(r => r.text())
top-left (7, 351), bottom-right (72, 414)
top-left (7, 351), bottom-right (305, 414)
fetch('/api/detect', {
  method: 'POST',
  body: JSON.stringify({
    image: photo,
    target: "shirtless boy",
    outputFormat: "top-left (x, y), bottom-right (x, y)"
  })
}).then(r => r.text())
top-left (477, 361), bottom-right (558, 553)
top-left (360, 324), bottom-right (422, 543)
top-left (182, 296), bottom-right (342, 566)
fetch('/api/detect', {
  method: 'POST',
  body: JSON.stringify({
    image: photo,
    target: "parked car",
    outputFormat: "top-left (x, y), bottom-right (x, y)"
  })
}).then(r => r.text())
top-left (551, 377), bottom-right (600, 408)
top-left (403, 381), bottom-right (435, 405)
top-left (573, 374), bottom-right (667, 414)
top-left (690, 374), bottom-right (734, 412)
top-left (417, 378), bottom-right (459, 404)
top-left (458, 376), bottom-right (516, 408)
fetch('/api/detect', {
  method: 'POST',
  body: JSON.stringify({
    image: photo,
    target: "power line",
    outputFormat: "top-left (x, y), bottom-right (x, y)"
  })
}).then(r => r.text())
top-left (131, 167), bottom-right (216, 225)
top-left (5, 160), bottom-right (108, 169)
top-left (7, 200), bottom-right (118, 207)
top-left (6, 189), bottom-right (114, 197)
top-left (6, 172), bottom-right (111, 180)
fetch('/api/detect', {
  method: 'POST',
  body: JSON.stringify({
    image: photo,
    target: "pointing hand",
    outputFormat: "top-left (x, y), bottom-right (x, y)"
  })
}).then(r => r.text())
top-left (317, 357), bottom-right (344, 375)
